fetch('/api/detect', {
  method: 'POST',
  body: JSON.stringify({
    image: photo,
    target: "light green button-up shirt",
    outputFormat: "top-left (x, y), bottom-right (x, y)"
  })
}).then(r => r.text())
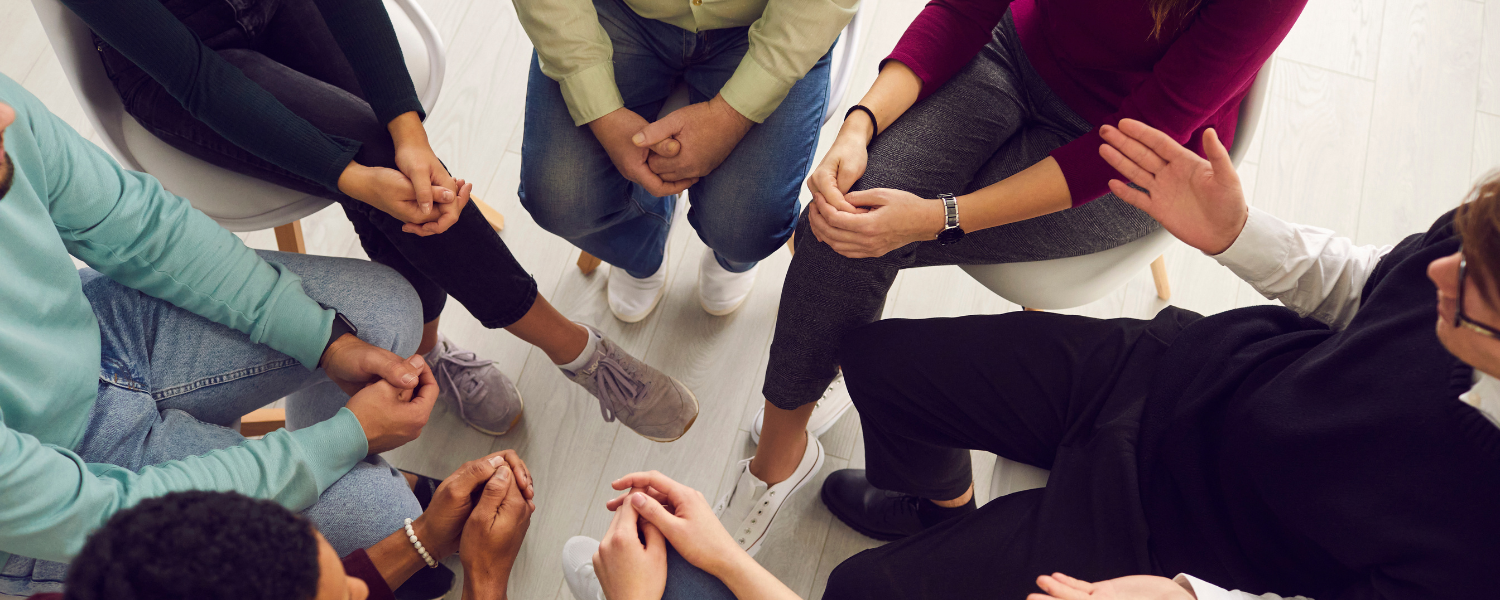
top-left (516, 0), bottom-right (857, 125)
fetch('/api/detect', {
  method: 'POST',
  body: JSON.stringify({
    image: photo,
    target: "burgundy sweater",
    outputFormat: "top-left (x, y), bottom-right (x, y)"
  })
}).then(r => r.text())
top-left (887, 0), bottom-right (1307, 206)
top-left (28, 549), bottom-right (394, 600)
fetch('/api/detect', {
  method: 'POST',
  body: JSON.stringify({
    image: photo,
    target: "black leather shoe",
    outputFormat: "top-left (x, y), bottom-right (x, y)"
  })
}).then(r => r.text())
top-left (821, 469), bottom-right (968, 542)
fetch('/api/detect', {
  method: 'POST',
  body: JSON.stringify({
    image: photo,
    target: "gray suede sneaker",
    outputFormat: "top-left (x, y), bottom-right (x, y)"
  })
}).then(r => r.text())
top-left (425, 335), bottom-right (524, 436)
top-left (562, 325), bottom-right (698, 442)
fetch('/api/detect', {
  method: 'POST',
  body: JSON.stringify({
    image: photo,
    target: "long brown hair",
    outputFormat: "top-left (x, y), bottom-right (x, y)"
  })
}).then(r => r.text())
top-left (1149, 0), bottom-right (1203, 38)
top-left (1456, 172), bottom-right (1500, 304)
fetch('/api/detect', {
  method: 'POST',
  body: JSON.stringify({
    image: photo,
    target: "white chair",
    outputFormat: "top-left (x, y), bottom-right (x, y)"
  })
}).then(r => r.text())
top-left (574, 6), bottom-right (872, 274)
top-left (28, 0), bottom-right (502, 254)
top-left (961, 62), bottom-right (1273, 310)
top-left (983, 63), bottom-right (1274, 500)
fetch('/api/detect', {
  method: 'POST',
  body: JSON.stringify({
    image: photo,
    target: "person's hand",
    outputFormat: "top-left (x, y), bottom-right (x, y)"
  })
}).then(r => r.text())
top-left (1099, 119), bottom-right (1249, 255)
top-left (460, 462), bottom-right (534, 600)
top-left (805, 117), bottom-right (874, 213)
top-left (321, 333), bottom-right (422, 396)
top-left (593, 488), bottom-right (668, 600)
top-left (604, 471), bottom-right (746, 578)
top-left (344, 357), bottom-right (438, 454)
top-left (806, 187), bottom-right (945, 258)
top-left (388, 112), bottom-right (457, 212)
top-left (588, 108), bottom-right (698, 197)
top-left (1029, 572), bottom-right (1196, 600)
top-left (400, 178), bottom-right (473, 237)
top-left (411, 450), bottom-right (535, 561)
top-left (635, 94), bottom-right (753, 182)
top-left (338, 162), bottom-right (455, 226)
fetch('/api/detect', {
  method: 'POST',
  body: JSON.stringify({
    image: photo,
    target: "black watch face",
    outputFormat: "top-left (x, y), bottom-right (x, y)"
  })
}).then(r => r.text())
top-left (937, 227), bottom-right (964, 245)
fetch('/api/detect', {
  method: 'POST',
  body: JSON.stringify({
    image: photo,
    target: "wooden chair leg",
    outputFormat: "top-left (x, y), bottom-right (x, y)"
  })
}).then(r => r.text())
top-left (578, 251), bottom-right (603, 275)
top-left (1023, 307), bottom-right (1041, 312)
top-left (472, 195), bottom-right (505, 232)
top-left (1150, 254), bottom-right (1171, 300)
top-left (239, 407), bottom-right (287, 437)
top-left (274, 221), bottom-right (306, 254)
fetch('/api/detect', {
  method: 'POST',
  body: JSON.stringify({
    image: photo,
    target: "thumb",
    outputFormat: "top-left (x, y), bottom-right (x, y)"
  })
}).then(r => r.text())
top-left (1203, 128), bottom-right (1239, 184)
top-left (651, 137), bottom-right (681, 158)
top-left (474, 464), bottom-right (513, 517)
top-left (633, 118), bottom-right (679, 148)
top-left (449, 454), bottom-right (506, 500)
top-left (374, 348), bottom-right (421, 389)
top-left (629, 491), bottom-right (676, 533)
top-left (410, 165), bottom-right (433, 213)
top-left (844, 189), bottom-right (887, 209)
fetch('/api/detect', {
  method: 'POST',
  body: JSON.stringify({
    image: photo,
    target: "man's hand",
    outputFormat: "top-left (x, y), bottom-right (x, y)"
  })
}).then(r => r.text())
top-left (1029, 572), bottom-right (1196, 600)
top-left (593, 488), bottom-right (668, 600)
top-left (1099, 119), bottom-right (1249, 255)
top-left (460, 462), bottom-right (534, 600)
top-left (806, 188), bottom-right (945, 258)
top-left (345, 357), bottom-right (437, 454)
top-left (605, 471), bottom-right (747, 579)
top-left (635, 94), bottom-right (753, 182)
top-left (321, 333), bottom-right (422, 396)
top-left (337, 162), bottom-right (455, 226)
top-left (411, 450), bottom-right (535, 561)
top-left (589, 108), bottom-right (698, 197)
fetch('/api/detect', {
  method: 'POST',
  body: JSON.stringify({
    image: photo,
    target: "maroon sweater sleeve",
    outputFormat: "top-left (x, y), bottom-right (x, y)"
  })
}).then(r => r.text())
top-left (1050, 0), bottom-right (1305, 205)
top-left (884, 0), bottom-right (1013, 101)
top-left (343, 548), bottom-right (397, 600)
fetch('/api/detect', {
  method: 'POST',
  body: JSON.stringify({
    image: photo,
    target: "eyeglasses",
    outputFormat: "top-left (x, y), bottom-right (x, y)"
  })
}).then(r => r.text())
top-left (1456, 255), bottom-right (1500, 339)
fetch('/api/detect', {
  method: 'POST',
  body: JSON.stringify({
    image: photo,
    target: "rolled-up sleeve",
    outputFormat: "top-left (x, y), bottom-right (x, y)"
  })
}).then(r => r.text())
top-left (513, 0), bottom-right (624, 125)
top-left (719, 0), bottom-right (857, 123)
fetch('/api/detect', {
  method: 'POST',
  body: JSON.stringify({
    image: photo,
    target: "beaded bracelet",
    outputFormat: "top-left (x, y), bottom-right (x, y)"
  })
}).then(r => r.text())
top-left (403, 518), bottom-right (439, 568)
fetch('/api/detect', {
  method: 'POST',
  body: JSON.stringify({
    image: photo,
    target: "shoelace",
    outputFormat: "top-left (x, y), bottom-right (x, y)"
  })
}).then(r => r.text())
top-left (431, 342), bottom-right (493, 403)
top-left (584, 352), bottom-right (645, 423)
top-left (713, 458), bottom-right (755, 514)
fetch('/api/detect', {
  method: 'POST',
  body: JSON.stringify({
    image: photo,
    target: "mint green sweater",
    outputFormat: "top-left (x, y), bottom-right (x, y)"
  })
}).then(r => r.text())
top-left (0, 74), bottom-right (369, 565)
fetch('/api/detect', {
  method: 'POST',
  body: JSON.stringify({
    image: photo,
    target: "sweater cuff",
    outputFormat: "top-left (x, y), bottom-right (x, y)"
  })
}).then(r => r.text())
top-left (284, 408), bottom-right (369, 494)
top-left (316, 134), bottom-right (364, 193)
top-left (256, 264), bottom-right (336, 369)
top-left (720, 56), bottom-right (794, 124)
top-left (343, 549), bottom-right (397, 600)
top-left (561, 62), bottom-right (625, 126)
top-left (1049, 128), bottom-right (1115, 206)
top-left (1212, 206), bottom-right (1295, 282)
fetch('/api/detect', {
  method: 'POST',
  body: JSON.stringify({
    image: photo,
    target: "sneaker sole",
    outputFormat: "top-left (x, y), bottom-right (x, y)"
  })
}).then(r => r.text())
top-left (610, 265), bottom-right (669, 323)
top-left (635, 382), bottom-right (700, 443)
top-left (819, 482), bottom-right (912, 543)
top-left (460, 391), bottom-right (525, 437)
top-left (697, 282), bottom-right (751, 317)
top-left (743, 439), bottom-right (826, 557)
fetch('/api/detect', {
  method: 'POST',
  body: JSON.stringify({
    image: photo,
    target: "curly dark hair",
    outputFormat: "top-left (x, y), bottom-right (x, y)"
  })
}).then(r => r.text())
top-left (63, 491), bottom-right (322, 600)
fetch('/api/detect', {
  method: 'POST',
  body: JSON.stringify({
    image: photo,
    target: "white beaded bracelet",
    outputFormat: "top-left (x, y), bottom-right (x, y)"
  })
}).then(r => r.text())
top-left (403, 518), bottom-right (439, 568)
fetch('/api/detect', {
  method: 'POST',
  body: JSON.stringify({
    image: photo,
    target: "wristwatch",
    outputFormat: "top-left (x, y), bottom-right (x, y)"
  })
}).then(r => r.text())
top-left (319, 307), bottom-right (359, 367)
top-left (936, 193), bottom-right (965, 245)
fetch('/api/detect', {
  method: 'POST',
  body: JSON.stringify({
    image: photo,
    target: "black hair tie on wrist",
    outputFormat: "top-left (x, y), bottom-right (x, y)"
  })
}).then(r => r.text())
top-left (845, 104), bottom-right (879, 148)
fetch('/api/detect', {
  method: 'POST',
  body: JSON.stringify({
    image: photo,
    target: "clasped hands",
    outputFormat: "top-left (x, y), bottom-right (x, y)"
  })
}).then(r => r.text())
top-left (589, 94), bottom-right (753, 198)
top-left (338, 111), bottom-right (474, 237)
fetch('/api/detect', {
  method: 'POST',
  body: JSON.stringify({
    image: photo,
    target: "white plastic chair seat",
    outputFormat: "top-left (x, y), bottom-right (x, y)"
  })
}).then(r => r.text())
top-left (32, 0), bottom-right (445, 232)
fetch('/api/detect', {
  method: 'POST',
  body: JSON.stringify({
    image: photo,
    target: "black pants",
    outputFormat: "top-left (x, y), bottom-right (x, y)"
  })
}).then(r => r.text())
top-left (97, 0), bottom-right (537, 327)
top-left (824, 309), bottom-right (1199, 600)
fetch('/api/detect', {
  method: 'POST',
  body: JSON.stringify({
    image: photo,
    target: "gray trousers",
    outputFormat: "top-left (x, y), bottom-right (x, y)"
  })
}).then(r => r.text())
top-left (763, 13), bottom-right (1160, 410)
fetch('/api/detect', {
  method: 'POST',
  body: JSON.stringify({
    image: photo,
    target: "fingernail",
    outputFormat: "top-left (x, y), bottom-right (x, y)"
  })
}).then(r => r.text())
top-left (497, 465), bottom-right (511, 480)
top-left (631, 493), bottom-right (645, 507)
top-left (408, 355), bottom-right (422, 366)
top-left (632, 133), bottom-right (644, 145)
top-left (488, 455), bottom-right (505, 467)
top-left (402, 373), bottom-right (417, 384)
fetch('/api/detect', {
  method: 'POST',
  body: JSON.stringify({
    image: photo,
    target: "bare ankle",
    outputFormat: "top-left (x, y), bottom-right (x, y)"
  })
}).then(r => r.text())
top-left (748, 431), bottom-right (808, 486)
top-left (930, 483), bottom-right (974, 508)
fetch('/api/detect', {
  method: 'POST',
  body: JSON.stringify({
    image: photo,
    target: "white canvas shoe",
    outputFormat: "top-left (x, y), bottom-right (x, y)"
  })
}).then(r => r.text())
top-left (608, 249), bottom-right (669, 323)
top-left (698, 250), bottom-right (758, 316)
top-left (752, 372), bottom-right (854, 445)
top-left (561, 536), bottom-right (604, 600)
top-left (713, 434), bottom-right (825, 556)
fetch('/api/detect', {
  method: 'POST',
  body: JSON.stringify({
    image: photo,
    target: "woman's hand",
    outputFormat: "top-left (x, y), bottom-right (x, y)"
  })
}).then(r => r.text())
top-left (1029, 572), bottom-right (1196, 600)
top-left (414, 450), bottom-right (536, 561)
top-left (806, 118), bottom-right (874, 213)
top-left (400, 178), bottom-right (473, 238)
top-left (593, 490), bottom-right (669, 600)
top-left (605, 471), bottom-right (748, 578)
top-left (460, 462), bottom-right (534, 600)
top-left (806, 188), bottom-right (945, 258)
top-left (1099, 119), bottom-right (1248, 255)
top-left (337, 162), bottom-right (454, 225)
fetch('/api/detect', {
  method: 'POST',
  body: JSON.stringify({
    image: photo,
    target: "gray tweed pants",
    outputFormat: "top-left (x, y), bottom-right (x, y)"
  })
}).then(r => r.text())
top-left (762, 12), bottom-right (1160, 410)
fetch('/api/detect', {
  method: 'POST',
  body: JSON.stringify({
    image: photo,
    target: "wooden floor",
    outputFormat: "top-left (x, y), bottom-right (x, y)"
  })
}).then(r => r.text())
top-left (4, 0), bottom-right (1498, 597)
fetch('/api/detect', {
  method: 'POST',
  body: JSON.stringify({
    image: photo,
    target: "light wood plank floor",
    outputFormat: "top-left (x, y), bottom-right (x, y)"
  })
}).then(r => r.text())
top-left (4, 0), bottom-right (1497, 597)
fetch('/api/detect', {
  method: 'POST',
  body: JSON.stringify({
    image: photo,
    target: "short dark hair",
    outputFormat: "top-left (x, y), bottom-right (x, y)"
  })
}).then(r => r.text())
top-left (1457, 171), bottom-right (1500, 305)
top-left (63, 491), bottom-right (322, 600)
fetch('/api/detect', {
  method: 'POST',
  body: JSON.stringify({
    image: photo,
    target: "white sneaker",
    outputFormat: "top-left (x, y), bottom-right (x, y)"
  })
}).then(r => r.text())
top-left (608, 249), bottom-right (669, 323)
top-left (751, 372), bottom-right (854, 445)
top-left (713, 434), bottom-right (825, 557)
top-left (561, 536), bottom-right (604, 600)
top-left (698, 250), bottom-right (758, 316)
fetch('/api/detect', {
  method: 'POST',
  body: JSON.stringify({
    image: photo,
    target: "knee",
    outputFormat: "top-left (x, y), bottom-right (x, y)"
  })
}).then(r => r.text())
top-left (824, 552), bottom-right (885, 600)
top-left (837, 320), bottom-right (904, 384)
top-left (694, 196), bottom-right (797, 265)
top-left (346, 261), bottom-right (423, 357)
top-left (518, 154), bottom-right (598, 239)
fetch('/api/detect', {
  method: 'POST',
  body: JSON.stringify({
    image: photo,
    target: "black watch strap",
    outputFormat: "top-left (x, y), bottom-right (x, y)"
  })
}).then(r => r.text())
top-left (320, 309), bottom-right (359, 367)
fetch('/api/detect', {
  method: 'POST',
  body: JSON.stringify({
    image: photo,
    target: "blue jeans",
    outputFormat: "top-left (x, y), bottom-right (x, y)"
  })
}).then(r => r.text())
top-left (663, 545), bottom-right (736, 600)
top-left (519, 0), bottom-right (830, 278)
top-left (0, 251), bottom-right (423, 596)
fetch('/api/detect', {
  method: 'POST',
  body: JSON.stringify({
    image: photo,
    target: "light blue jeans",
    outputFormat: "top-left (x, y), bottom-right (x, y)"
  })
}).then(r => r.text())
top-left (0, 251), bottom-right (424, 596)
top-left (519, 0), bottom-right (830, 278)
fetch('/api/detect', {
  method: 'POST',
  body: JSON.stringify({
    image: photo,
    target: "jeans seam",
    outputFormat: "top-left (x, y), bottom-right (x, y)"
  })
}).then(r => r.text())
top-left (150, 358), bottom-right (302, 401)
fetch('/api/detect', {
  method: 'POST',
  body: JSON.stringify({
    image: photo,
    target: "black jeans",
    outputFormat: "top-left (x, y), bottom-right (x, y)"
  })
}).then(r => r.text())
top-left (96, 0), bottom-right (537, 327)
top-left (824, 308), bottom-right (1199, 599)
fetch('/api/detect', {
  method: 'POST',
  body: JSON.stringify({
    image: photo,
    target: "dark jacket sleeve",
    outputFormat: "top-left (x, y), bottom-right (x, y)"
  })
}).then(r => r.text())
top-left (62, 0), bottom-right (362, 191)
top-left (310, 0), bottom-right (426, 124)
top-left (343, 548), bottom-right (397, 600)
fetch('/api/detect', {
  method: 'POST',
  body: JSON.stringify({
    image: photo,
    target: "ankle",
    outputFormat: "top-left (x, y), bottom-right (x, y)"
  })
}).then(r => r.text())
top-left (748, 431), bottom-right (808, 486)
top-left (930, 483), bottom-right (975, 508)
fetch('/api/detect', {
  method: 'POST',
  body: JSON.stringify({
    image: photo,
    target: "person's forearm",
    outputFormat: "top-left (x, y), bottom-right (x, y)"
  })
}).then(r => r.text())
top-left (711, 554), bottom-right (802, 600)
top-left (364, 520), bottom-right (432, 590)
top-left (387, 111), bottom-right (428, 149)
top-left (461, 573), bottom-right (510, 600)
top-left (843, 61), bottom-right (923, 143)
top-left (953, 157), bottom-right (1073, 232)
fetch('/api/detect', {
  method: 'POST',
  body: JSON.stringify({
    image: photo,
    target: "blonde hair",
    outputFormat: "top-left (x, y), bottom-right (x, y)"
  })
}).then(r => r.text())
top-left (1149, 0), bottom-right (1203, 38)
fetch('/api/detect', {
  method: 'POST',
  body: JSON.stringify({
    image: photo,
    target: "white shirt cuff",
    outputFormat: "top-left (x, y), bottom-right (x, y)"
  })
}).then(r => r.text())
top-left (1212, 206), bottom-right (1295, 284)
top-left (1174, 573), bottom-right (1238, 600)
